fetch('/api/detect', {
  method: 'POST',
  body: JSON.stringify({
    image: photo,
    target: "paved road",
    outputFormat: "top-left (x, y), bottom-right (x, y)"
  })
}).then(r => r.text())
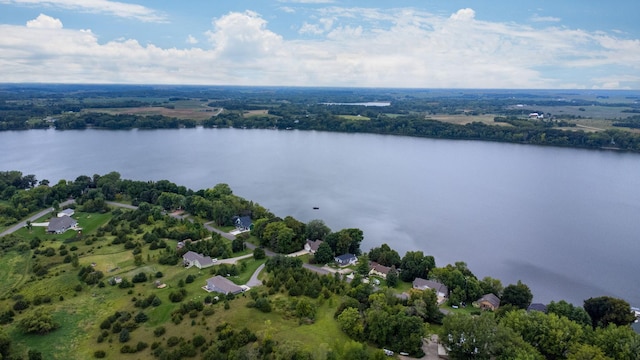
top-left (0, 199), bottom-right (74, 237)
top-left (216, 253), bottom-right (253, 265)
top-left (204, 221), bottom-right (236, 241)
top-left (105, 201), bottom-right (137, 210)
top-left (246, 264), bottom-right (265, 287)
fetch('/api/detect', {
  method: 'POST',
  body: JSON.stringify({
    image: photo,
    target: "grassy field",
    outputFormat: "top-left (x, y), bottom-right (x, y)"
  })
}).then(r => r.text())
top-left (429, 114), bottom-right (507, 126)
top-left (85, 98), bottom-right (219, 121)
top-left (0, 251), bottom-right (31, 298)
top-left (338, 115), bottom-right (371, 121)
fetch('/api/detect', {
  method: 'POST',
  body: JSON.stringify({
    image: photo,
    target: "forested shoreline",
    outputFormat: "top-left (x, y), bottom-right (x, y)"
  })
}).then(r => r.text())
top-left (1, 170), bottom-right (639, 359)
top-left (2, 85), bottom-right (640, 152)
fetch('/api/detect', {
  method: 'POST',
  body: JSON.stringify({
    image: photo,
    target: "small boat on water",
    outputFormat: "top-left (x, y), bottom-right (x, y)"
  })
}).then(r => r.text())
top-left (312, 207), bottom-right (319, 210)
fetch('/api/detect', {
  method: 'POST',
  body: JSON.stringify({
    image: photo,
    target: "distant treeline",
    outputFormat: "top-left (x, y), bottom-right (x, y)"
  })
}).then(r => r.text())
top-left (204, 112), bottom-right (640, 152)
top-left (54, 113), bottom-right (196, 130)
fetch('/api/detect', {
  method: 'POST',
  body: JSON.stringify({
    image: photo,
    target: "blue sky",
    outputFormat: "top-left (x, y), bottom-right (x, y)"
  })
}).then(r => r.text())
top-left (1, 0), bottom-right (639, 89)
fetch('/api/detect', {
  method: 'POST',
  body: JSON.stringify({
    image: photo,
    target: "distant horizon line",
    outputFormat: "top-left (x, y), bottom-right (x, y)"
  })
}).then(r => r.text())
top-left (0, 82), bottom-right (639, 93)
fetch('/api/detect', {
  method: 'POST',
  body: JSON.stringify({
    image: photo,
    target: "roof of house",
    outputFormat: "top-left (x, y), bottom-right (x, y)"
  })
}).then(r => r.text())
top-left (369, 261), bottom-right (392, 275)
top-left (206, 275), bottom-right (244, 295)
top-left (305, 239), bottom-right (323, 252)
top-left (234, 215), bottom-right (252, 228)
top-left (527, 303), bottom-right (547, 313)
top-left (183, 251), bottom-right (215, 267)
top-left (335, 253), bottom-right (357, 263)
top-left (47, 216), bottom-right (77, 232)
top-left (478, 293), bottom-right (501, 308)
top-left (413, 278), bottom-right (448, 294)
top-left (58, 208), bottom-right (74, 216)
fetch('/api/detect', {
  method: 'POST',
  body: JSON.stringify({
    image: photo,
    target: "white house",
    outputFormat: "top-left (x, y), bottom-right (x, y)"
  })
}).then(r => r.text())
top-left (334, 253), bottom-right (357, 267)
top-left (304, 239), bottom-right (323, 254)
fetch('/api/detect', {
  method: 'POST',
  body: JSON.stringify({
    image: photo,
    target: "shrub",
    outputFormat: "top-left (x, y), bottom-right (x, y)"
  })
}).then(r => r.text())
top-left (167, 336), bottom-right (180, 347)
top-left (120, 345), bottom-right (134, 353)
top-left (153, 326), bottom-right (166, 337)
top-left (136, 341), bottom-right (148, 351)
top-left (134, 312), bottom-right (148, 323)
top-left (93, 350), bottom-right (106, 358)
top-left (119, 328), bottom-right (130, 343)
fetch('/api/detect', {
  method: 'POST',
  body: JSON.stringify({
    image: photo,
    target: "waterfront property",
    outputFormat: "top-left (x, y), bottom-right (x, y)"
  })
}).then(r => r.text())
top-left (304, 239), bottom-right (323, 254)
top-left (413, 278), bottom-right (449, 303)
top-left (335, 253), bottom-right (357, 267)
top-left (368, 261), bottom-right (392, 279)
top-left (477, 293), bottom-right (501, 311)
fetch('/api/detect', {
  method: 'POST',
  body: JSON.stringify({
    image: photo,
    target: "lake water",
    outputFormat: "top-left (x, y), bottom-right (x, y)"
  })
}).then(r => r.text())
top-left (1, 127), bottom-right (640, 308)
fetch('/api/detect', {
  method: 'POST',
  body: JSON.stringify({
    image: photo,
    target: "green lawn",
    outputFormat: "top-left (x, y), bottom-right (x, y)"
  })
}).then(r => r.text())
top-left (228, 257), bottom-right (266, 285)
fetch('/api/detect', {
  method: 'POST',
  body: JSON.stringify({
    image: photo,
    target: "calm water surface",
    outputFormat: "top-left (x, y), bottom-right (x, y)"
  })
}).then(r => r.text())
top-left (1, 127), bottom-right (639, 307)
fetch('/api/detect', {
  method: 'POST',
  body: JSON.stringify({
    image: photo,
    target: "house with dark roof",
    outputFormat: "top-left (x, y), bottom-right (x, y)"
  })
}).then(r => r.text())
top-left (232, 216), bottom-right (253, 231)
top-left (477, 293), bottom-right (501, 311)
top-left (182, 251), bottom-right (215, 269)
top-left (47, 216), bottom-right (78, 234)
top-left (304, 239), bottom-right (323, 254)
top-left (527, 303), bottom-right (547, 313)
top-left (413, 278), bottom-right (449, 303)
top-left (334, 253), bottom-right (357, 267)
top-left (368, 261), bottom-right (392, 279)
top-left (205, 275), bottom-right (244, 295)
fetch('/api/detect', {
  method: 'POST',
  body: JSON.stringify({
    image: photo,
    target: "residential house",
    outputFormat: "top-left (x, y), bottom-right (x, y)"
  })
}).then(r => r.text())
top-left (477, 293), bottom-right (501, 311)
top-left (368, 261), bottom-right (392, 279)
top-left (334, 253), bottom-right (357, 267)
top-left (182, 251), bottom-right (215, 269)
top-left (413, 278), bottom-right (449, 303)
top-left (205, 275), bottom-right (244, 295)
top-left (527, 303), bottom-right (547, 313)
top-left (47, 216), bottom-right (78, 234)
top-left (57, 208), bottom-right (75, 217)
top-left (232, 216), bottom-right (252, 231)
top-left (304, 239), bottom-right (323, 254)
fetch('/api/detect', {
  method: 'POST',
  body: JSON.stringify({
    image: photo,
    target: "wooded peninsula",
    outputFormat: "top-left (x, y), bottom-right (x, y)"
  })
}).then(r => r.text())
top-left (0, 170), bottom-right (638, 360)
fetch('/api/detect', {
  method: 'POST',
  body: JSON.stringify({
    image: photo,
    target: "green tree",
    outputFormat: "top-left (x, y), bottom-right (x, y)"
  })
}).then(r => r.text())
top-left (441, 312), bottom-right (496, 360)
top-left (337, 307), bottom-right (364, 340)
top-left (368, 243), bottom-right (401, 268)
top-left (305, 219), bottom-right (331, 241)
top-left (479, 276), bottom-right (504, 298)
top-left (501, 280), bottom-right (533, 309)
top-left (386, 267), bottom-right (399, 288)
top-left (591, 323), bottom-right (640, 359)
top-left (17, 308), bottom-right (59, 334)
top-left (547, 300), bottom-right (592, 327)
top-left (356, 254), bottom-right (370, 276)
top-left (399, 251), bottom-right (436, 282)
top-left (253, 247), bottom-right (266, 260)
top-left (500, 309), bottom-right (584, 359)
top-left (584, 296), bottom-right (637, 328)
top-left (0, 328), bottom-right (11, 359)
top-left (313, 242), bottom-right (334, 264)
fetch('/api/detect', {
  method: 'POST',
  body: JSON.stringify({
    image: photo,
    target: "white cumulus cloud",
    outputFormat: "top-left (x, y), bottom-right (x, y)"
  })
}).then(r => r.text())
top-left (26, 13), bottom-right (62, 28)
top-left (450, 8), bottom-right (475, 21)
top-left (1, 9), bottom-right (639, 89)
